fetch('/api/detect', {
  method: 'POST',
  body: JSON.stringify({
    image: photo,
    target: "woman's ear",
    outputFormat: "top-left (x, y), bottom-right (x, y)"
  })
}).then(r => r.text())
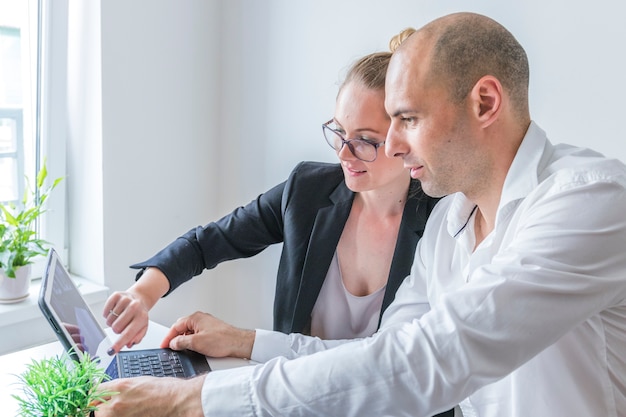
top-left (470, 75), bottom-right (502, 128)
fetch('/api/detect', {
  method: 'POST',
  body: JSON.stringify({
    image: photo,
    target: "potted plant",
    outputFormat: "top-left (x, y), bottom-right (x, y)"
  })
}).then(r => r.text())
top-left (0, 161), bottom-right (62, 302)
top-left (13, 350), bottom-right (115, 417)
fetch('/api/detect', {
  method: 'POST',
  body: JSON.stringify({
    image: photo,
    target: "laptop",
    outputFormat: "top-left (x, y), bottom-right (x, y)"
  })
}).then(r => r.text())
top-left (38, 248), bottom-right (211, 379)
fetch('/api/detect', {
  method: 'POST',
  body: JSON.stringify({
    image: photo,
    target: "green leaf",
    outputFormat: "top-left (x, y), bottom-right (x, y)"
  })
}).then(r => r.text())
top-left (52, 176), bottom-right (64, 189)
top-left (0, 205), bottom-right (18, 226)
top-left (36, 161), bottom-right (48, 189)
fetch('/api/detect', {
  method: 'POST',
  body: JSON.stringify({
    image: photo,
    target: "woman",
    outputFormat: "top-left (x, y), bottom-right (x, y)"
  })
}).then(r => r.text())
top-left (104, 27), bottom-right (435, 354)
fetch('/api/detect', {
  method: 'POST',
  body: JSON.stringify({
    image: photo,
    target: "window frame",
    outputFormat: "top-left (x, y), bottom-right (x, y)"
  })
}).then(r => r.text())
top-left (36, 0), bottom-right (68, 272)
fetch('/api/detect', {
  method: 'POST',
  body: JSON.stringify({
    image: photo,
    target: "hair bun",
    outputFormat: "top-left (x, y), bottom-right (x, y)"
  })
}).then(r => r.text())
top-left (389, 27), bottom-right (416, 53)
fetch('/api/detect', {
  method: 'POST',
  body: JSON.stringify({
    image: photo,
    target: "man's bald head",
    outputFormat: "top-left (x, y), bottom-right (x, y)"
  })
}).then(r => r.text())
top-left (399, 12), bottom-right (530, 120)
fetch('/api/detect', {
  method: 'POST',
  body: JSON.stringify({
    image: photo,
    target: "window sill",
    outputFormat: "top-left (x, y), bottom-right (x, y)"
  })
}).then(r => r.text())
top-left (0, 275), bottom-right (109, 355)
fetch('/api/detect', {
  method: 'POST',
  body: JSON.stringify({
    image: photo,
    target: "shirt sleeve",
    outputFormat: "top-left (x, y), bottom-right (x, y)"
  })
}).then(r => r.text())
top-left (251, 329), bottom-right (360, 362)
top-left (203, 320), bottom-right (466, 416)
top-left (201, 366), bottom-right (257, 416)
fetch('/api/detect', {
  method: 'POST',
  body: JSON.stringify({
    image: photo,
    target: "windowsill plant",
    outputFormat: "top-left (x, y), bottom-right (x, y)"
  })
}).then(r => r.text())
top-left (0, 161), bottom-right (62, 302)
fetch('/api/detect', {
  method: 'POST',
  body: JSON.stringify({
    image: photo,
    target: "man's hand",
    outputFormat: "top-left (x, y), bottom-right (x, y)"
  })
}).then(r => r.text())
top-left (161, 311), bottom-right (256, 359)
top-left (94, 375), bottom-right (206, 417)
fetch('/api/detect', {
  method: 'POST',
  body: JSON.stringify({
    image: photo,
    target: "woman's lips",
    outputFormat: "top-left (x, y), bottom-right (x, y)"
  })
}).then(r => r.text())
top-left (344, 165), bottom-right (366, 176)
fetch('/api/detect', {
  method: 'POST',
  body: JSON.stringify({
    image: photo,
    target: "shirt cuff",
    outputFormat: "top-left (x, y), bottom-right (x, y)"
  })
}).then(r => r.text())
top-left (250, 328), bottom-right (294, 362)
top-left (201, 366), bottom-right (257, 416)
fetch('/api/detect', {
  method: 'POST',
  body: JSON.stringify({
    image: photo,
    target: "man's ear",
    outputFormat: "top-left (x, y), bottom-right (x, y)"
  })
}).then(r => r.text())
top-left (470, 75), bottom-right (502, 128)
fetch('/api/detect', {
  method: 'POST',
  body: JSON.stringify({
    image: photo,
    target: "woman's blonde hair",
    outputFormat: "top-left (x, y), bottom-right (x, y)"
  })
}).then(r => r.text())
top-left (389, 27), bottom-right (416, 53)
top-left (340, 27), bottom-right (416, 92)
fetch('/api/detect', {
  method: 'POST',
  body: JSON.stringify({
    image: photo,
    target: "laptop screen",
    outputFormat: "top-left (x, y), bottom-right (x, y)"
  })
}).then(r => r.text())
top-left (40, 249), bottom-right (114, 369)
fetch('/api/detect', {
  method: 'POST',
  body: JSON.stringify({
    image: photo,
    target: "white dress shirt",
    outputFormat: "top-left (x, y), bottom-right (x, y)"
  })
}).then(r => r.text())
top-left (202, 122), bottom-right (626, 417)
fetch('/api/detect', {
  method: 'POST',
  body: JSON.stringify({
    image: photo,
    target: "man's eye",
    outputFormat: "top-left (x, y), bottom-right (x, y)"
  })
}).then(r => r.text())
top-left (401, 117), bottom-right (416, 124)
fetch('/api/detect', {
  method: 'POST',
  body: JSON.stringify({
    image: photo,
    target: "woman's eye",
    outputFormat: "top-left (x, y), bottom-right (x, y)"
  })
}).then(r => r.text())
top-left (358, 137), bottom-right (378, 145)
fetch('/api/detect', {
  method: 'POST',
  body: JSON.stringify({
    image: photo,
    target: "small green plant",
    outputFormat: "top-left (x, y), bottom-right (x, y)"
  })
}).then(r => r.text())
top-left (0, 161), bottom-right (62, 277)
top-left (13, 350), bottom-right (115, 417)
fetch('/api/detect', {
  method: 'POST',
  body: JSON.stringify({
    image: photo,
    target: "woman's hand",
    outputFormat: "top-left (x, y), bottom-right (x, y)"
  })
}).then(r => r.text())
top-left (103, 290), bottom-right (150, 353)
top-left (161, 311), bottom-right (255, 359)
top-left (103, 267), bottom-right (170, 354)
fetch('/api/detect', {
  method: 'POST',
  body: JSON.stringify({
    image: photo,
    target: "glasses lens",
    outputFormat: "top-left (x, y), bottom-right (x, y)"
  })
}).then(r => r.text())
top-left (323, 125), bottom-right (344, 151)
top-left (322, 122), bottom-right (380, 162)
top-left (350, 140), bottom-right (377, 162)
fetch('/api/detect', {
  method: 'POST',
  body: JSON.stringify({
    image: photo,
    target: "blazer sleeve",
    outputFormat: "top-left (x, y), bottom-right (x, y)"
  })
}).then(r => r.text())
top-left (131, 180), bottom-right (287, 295)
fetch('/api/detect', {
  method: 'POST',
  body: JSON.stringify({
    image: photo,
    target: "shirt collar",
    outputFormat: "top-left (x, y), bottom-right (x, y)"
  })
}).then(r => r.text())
top-left (446, 194), bottom-right (477, 238)
top-left (498, 121), bottom-right (549, 214)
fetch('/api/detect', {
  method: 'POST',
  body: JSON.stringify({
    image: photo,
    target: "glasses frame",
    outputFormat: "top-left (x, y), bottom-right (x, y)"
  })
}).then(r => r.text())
top-left (322, 119), bottom-right (385, 162)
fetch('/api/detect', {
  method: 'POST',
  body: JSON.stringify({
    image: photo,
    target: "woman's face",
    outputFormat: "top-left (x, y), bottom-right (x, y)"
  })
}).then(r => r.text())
top-left (332, 81), bottom-right (409, 194)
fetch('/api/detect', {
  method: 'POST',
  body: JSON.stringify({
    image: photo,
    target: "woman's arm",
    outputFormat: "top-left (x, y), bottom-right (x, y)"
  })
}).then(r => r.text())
top-left (103, 181), bottom-right (287, 353)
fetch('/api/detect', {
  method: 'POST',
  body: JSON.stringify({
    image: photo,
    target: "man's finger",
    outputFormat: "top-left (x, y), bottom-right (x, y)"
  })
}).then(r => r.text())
top-left (169, 334), bottom-right (193, 351)
top-left (161, 317), bottom-right (193, 348)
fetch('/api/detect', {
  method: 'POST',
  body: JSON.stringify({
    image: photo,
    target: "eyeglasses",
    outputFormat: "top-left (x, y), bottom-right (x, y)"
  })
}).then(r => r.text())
top-left (322, 119), bottom-right (385, 162)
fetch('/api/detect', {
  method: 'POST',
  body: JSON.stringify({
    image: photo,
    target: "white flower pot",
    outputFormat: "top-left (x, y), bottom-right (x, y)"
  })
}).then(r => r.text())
top-left (0, 264), bottom-right (32, 303)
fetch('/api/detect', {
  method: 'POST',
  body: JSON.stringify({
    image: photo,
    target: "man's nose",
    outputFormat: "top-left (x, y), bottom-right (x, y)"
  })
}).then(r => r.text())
top-left (385, 122), bottom-right (404, 158)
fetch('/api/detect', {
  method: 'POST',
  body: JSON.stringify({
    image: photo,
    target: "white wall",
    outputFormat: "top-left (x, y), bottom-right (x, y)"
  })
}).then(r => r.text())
top-left (99, 0), bottom-right (229, 326)
top-left (66, 0), bottom-right (626, 331)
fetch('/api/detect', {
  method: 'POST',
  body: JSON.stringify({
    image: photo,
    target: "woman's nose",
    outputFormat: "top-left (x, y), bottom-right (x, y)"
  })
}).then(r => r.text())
top-left (337, 141), bottom-right (355, 160)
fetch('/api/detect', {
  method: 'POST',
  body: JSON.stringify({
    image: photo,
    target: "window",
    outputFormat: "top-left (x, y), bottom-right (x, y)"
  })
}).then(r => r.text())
top-left (0, 4), bottom-right (34, 207)
top-left (0, 2), bottom-right (83, 352)
top-left (0, 0), bottom-right (66, 275)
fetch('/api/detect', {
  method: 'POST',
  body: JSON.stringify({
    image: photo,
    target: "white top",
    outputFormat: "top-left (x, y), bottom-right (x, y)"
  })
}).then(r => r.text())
top-left (202, 122), bottom-right (626, 417)
top-left (309, 251), bottom-right (386, 340)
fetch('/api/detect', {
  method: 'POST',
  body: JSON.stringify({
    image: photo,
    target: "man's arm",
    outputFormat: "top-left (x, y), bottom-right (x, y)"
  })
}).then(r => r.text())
top-left (159, 311), bottom-right (367, 362)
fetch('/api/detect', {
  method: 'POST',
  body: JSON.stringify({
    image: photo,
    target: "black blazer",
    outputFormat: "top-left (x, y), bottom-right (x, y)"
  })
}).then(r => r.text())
top-left (131, 161), bottom-right (439, 334)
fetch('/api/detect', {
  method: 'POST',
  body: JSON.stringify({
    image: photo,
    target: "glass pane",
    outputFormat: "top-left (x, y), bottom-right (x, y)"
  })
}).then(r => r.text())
top-left (0, 117), bottom-right (17, 152)
top-left (0, 157), bottom-right (17, 203)
top-left (0, 0), bottom-right (31, 209)
top-left (0, 26), bottom-right (22, 107)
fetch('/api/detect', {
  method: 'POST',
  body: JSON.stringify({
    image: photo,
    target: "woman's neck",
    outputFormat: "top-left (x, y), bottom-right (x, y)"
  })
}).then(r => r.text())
top-left (354, 177), bottom-right (411, 218)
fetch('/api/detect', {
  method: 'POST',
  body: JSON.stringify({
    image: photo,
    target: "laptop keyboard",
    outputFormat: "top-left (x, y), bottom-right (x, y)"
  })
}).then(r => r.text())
top-left (120, 350), bottom-right (186, 378)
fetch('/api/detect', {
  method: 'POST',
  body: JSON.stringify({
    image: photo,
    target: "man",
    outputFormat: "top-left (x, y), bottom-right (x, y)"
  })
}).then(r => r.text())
top-left (96, 12), bottom-right (626, 416)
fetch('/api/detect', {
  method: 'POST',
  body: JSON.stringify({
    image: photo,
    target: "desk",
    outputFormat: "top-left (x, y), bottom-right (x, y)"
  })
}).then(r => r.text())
top-left (0, 321), bottom-right (252, 416)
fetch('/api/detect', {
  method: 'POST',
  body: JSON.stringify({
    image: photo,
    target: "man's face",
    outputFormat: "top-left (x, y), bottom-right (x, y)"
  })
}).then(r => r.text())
top-left (384, 41), bottom-right (486, 198)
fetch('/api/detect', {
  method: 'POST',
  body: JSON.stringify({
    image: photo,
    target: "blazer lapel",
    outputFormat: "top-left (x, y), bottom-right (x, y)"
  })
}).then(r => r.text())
top-left (290, 182), bottom-right (354, 333)
top-left (380, 182), bottom-right (431, 323)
